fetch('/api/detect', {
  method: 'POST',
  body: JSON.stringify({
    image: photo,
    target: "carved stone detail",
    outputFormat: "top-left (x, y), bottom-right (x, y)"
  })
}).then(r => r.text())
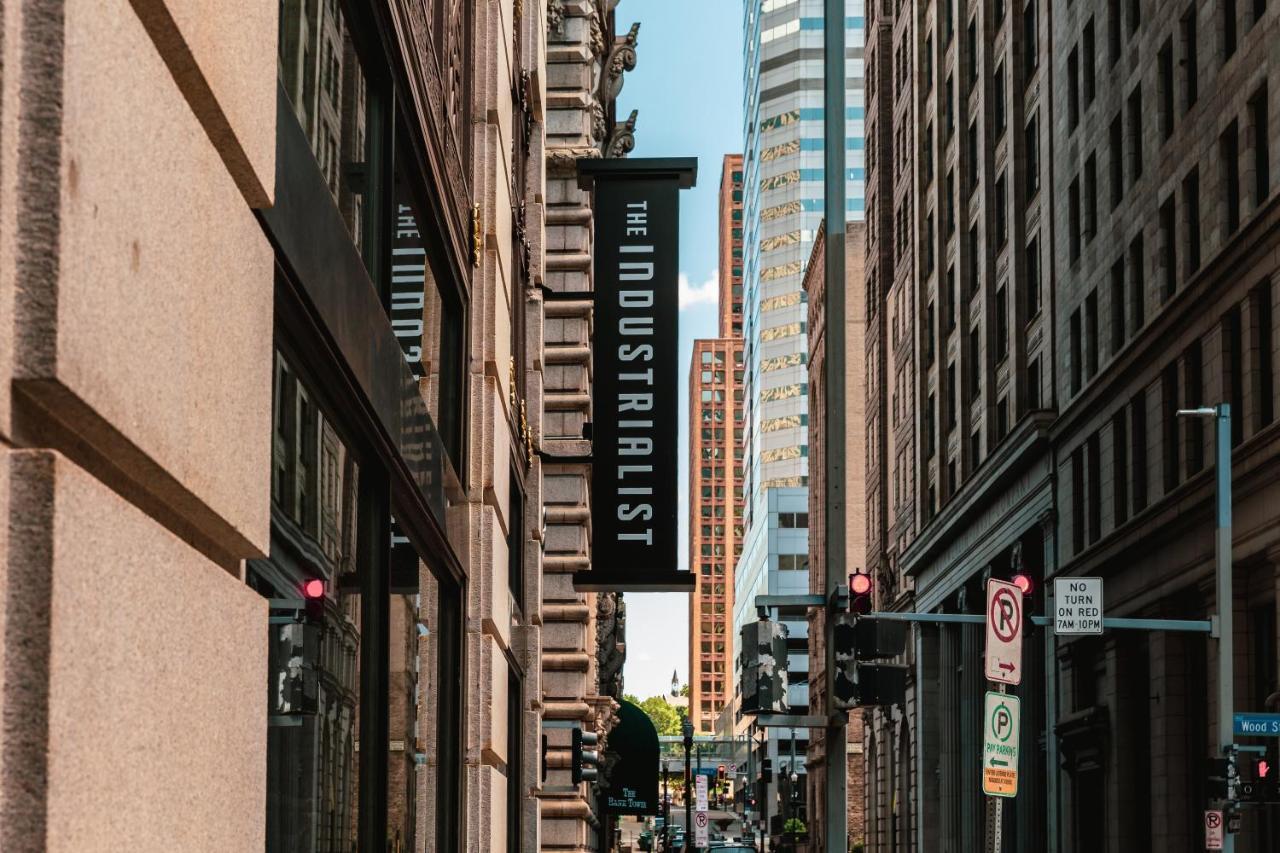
top-left (600, 22), bottom-right (639, 102)
top-left (547, 145), bottom-right (602, 174)
top-left (587, 9), bottom-right (605, 57)
top-left (589, 102), bottom-right (606, 142)
top-left (547, 0), bottom-right (565, 35)
top-left (605, 109), bottom-right (637, 158)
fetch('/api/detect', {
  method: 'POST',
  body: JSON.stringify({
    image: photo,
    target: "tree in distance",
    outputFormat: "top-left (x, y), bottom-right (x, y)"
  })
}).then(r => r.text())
top-left (625, 692), bottom-right (689, 736)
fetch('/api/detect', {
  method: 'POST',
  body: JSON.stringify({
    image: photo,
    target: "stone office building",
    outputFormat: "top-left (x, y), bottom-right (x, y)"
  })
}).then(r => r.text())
top-left (0, 0), bottom-right (635, 850)
top-left (858, 0), bottom-right (1280, 850)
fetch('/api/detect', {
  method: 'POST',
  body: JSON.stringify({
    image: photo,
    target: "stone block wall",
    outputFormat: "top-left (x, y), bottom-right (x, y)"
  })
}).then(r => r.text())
top-left (0, 0), bottom-right (276, 847)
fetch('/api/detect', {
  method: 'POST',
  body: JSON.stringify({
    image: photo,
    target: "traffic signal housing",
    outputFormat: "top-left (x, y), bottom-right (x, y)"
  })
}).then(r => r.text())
top-left (740, 618), bottom-right (790, 714)
top-left (832, 611), bottom-right (909, 709)
top-left (571, 727), bottom-right (599, 784)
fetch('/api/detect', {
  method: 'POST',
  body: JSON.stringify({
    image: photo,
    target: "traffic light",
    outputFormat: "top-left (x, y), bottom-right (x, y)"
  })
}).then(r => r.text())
top-left (832, 611), bottom-right (909, 709)
top-left (740, 618), bottom-right (790, 714)
top-left (1237, 754), bottom-right (1280, 804)
top-left (571, 727), bottom-right (599, 784)
top-left (849, 570), bottom-right (873, 614)
top-left (302, 577), bottom-right (326, 623)
top-left (1208, 757), bottom-right (1231, 800)
top-left (761, 758), bottom-right (773, 783)
top-left (850, 663), bottom-right (908, 706)
top-left (1011, 573), bottom-right (1035, 596)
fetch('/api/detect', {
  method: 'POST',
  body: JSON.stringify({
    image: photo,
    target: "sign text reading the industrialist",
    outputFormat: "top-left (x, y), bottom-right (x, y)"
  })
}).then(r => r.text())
top-left (576, 159), bottom-right (697, 592)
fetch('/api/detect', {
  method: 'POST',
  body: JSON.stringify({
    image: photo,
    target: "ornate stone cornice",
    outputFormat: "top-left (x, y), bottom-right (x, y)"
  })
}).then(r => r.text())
top-left (547, 145), bottom-right (601, 174)
top-left (605, 109), bottom-right (637, 158)
top-left (600, 22), bottom-right (639, 102)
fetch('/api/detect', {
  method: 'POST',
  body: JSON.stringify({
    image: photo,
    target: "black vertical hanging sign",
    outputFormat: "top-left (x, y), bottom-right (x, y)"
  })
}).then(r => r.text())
top-left (575, 158), bottom-right (698, 592)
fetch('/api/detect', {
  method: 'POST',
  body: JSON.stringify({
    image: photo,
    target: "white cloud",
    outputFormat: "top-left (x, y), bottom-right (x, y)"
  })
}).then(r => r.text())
top-left (678, 271), bottom-right (719, 310)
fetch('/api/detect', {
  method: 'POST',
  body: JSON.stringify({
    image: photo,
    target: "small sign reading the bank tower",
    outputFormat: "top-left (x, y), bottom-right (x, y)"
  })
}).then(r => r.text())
top-left (982, 691), bottom-right (1020, 798)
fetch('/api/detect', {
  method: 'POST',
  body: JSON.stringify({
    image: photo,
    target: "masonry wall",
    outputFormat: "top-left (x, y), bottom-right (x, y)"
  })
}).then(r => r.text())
top-left (539, 2), bottom-right (634, 850)
top-left (0, 0), bottom-right (276, 848)
top-left (806, 222), bottom-right (869, 851)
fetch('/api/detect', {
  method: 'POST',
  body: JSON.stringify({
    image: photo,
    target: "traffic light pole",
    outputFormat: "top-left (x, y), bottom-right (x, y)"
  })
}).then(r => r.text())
top-left (1215, 404), bottom-right (1234, 853)
top-left (1179, 404), bottom-right (1235, 850)
top-left (821, 0), bottom-right (848, 851)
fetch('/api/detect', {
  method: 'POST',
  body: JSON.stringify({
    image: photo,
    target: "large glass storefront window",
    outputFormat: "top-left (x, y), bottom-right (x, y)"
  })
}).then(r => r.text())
top-left (269, 2), bottom-right (470, 848)
top-left (252, 349), bottom-right (369, 851)
top-left (256, 343), bottom-right (463, 851)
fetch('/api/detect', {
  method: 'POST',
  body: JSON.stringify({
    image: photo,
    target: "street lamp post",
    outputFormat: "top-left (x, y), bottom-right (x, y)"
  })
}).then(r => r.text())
top-left (1178, 404), bottom-right (1234, 853)
top-left (683, 719), bottom-right (694, 852)
top-left (662, 763), bottom-right (671, 852)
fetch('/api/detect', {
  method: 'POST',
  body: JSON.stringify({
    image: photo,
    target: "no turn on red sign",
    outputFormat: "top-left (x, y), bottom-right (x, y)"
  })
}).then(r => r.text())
top-left (985, 579), bottom-right (1023, 685)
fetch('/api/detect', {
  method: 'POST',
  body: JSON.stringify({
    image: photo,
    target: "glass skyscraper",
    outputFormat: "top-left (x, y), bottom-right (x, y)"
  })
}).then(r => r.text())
top-left (733, 0), bottom-right (865, 818)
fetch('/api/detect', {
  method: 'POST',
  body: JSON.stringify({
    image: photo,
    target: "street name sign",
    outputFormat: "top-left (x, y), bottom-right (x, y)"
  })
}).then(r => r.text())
top-left (984, 579), bottom-right (1024, 685)
top-left (1054, 577), bottom-right (1103, 635)
top-left (1234, 712), bottom-right (1280, 736)
top-left (982, 691), bottom-right (1020, 797)
top-left (694, 810), bottom-right (709, 847)
top-left (1205, 810), bottom-right (1224, 850)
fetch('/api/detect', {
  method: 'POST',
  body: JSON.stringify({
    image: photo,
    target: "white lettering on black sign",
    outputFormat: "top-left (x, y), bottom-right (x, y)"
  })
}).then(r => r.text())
top-left (615, 201), bottom-right (656, 546)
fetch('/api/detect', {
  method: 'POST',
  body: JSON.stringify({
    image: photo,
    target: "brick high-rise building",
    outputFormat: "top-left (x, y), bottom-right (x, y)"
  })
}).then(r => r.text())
top-left (689, 155), bottom-right (747, 735)
top-left (804, 221), bottom-right (869, 852)
top-left (858, 0), bottom-right (1280, 851)
top-left (720, 153), bottom-right (747, 338)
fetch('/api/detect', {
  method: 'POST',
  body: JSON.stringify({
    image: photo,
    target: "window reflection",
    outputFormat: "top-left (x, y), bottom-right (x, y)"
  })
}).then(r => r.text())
top-left (258, 347), bottom-right (463, 850)
top-left (255, 350), bottom-right (365, 852)
top-left (394, 159), bottom-right (465, 469)
top-left (278, 0), bottom-right (369, 253)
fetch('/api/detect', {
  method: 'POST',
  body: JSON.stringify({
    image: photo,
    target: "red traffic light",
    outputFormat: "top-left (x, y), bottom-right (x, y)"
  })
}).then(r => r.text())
top-left (1011, 574), bottom-right (1035, 596)
top-left (303, 578), bottom-right (325, 599)
top-left (850, 570), bottom-right (873, 614)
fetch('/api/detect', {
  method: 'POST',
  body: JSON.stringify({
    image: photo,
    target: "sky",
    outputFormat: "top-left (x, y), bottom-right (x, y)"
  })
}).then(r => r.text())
top-left (615, 0), bottom-right (743, 702)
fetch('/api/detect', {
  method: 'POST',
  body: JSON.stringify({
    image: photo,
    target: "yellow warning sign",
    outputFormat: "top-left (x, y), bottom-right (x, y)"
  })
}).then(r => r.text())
top-left (982, 691), bottom-right (1020, 798)
top-left (983, 766), bottom-right (1018, 796)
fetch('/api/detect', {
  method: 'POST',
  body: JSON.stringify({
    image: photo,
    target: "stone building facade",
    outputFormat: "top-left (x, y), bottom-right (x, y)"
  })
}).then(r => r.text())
top-left (539, 1), bottom-right (637, 851)
top-left (805, 222), bottom-right (869, 852)
top-left (858, 0), bottom-right (1280, 850)
top-left (0, 0), bottom-right (635, 851)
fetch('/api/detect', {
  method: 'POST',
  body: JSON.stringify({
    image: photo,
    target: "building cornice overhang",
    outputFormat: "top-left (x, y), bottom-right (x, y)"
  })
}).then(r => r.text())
top-left (901, 411), bottom-right (1054, 591)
